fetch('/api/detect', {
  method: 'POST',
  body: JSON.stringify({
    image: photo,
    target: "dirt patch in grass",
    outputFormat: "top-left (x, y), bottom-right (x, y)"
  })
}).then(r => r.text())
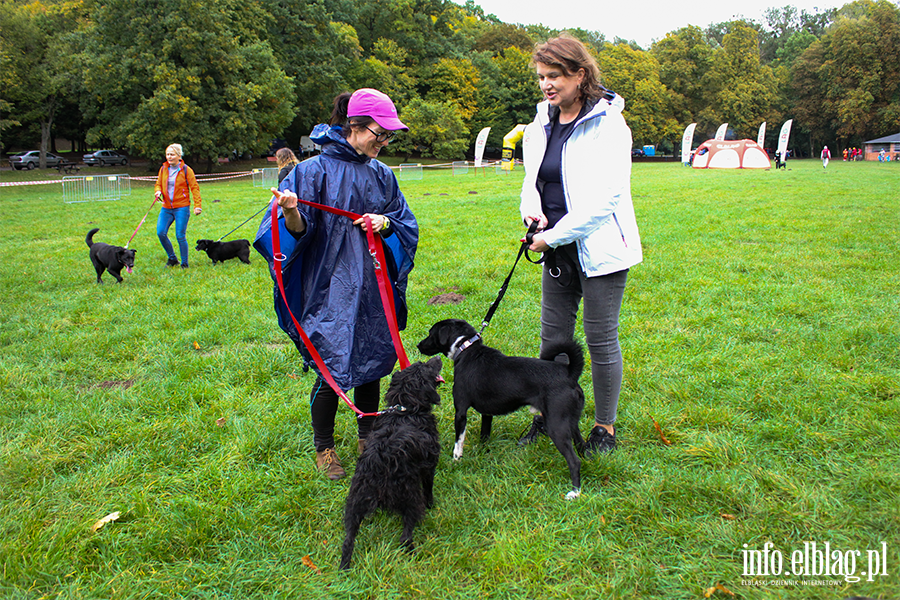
top-left (427, 292), bottom-right (466, 305)
top-left (94, 379), bottom-right (134, 390)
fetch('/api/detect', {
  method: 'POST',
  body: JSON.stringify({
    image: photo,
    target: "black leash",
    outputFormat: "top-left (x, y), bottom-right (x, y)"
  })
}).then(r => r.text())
top-left (215, 202), bottom-right (270, 242)
top-left (480, 221), bottom-right (544, 334)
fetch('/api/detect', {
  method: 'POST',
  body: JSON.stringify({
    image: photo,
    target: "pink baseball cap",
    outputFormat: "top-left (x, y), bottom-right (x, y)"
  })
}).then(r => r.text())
top-left (348, 88), bottom-right (409, 131)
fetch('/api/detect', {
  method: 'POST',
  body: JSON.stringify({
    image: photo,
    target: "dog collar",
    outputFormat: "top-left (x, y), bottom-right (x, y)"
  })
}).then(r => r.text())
top-left (384, 405), bottom-right (408, 413)
top-left (449, 334), bottom-right (481, 361)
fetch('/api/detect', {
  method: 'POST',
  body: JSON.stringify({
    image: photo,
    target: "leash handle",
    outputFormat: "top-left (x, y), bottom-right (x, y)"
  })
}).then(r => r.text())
top-left (289, 194), bottom-right (410, 370)
top-left (268, 194), bottom-right (411, 417)
top-left (271, 201), bottom-right (377, 418)
top-left (480, 221), bottom-right (540, 333)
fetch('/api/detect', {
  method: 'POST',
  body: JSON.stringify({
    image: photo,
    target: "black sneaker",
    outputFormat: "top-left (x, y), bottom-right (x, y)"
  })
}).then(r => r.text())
top-left (180, 264), bottom-right (189, 269)
top-left (584, 425), bottom-right (616, 457)
top-left (165, 257), bottom-right (178, 267)
top-left (518, 415), bottom-right (546, 446)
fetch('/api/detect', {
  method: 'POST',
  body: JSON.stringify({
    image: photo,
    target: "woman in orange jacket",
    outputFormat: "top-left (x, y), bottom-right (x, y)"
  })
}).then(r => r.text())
top-left (154, 143), bottom-right (202, 268)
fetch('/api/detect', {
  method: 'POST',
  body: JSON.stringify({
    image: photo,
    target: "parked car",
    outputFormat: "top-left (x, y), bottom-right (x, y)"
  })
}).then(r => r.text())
top-left (83, 150), bottom-right (128, 166)
top-left (9, 151), bottom-right (64, 170)
top-left (631, 148), bottom-right (645, 157)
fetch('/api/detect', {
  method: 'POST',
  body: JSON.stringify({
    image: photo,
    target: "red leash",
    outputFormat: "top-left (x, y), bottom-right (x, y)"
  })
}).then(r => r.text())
top-left (269, 197), bottom-right (410, 418)
top-left (125, 197), bottom-right (158, 249)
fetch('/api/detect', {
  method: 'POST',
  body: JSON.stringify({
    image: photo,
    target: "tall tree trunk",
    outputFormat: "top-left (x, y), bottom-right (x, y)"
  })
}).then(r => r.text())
top-left (39, 99), bottom-right (56, 168)
top-left (40, 121), bottom-right (52, 169)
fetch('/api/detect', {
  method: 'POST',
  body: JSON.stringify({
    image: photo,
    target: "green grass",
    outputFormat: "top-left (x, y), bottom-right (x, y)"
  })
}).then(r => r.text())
top-left (1, 159), bottom-right (898, 599)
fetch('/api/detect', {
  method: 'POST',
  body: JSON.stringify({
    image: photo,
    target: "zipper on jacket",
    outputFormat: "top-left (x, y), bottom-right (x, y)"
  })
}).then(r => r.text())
top-left (613, 214), bottom-right (628, 248)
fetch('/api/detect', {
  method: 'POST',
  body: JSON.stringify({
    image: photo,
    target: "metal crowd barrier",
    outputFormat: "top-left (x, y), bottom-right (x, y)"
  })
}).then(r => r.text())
top-left (397, 163), bottom-right (423, 181)
top-left (62, 174), bottom-right (132, 203)
top-left (251, 168), bottom-right (279, 189)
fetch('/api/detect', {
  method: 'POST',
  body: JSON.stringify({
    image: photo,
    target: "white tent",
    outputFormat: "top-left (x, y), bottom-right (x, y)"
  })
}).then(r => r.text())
top-left (692, 139), bottom-right (771, 169)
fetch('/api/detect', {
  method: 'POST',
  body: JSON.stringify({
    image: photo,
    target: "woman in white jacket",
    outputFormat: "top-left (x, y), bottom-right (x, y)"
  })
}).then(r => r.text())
top-left (519, 35), bottom-right (642, 456)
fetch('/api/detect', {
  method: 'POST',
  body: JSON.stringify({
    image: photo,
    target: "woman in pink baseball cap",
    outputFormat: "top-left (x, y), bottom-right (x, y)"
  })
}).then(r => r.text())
top-left (254, 89), bottom-right (418, 481)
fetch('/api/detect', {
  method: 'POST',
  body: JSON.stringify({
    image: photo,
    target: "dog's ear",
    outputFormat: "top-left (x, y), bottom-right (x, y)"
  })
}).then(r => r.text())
top-left (437, 323), bottom-right (455, 348)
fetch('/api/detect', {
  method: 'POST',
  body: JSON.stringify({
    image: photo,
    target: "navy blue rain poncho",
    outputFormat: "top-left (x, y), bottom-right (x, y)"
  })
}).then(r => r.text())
top-left (254, 124), bottom-right (418, 390)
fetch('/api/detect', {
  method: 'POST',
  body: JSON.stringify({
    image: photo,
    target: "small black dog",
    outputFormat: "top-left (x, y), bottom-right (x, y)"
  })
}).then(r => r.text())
top-left (195, 239), bottom-right (251, 265)
top-left (86, 228), bottom-right (136, 284)
top-left (418, 319), bottom-right (586, 499)
top-left (340, 357), bottom-right (444, 570)
top-left (774, 152), bottom-right (787, 170)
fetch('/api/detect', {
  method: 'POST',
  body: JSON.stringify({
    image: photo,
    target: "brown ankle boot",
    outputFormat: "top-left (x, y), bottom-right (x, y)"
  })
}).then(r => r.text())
top-left (315, 448), bottom-right (346, 480)
top-left (358, 438), bottom-right (366, 455)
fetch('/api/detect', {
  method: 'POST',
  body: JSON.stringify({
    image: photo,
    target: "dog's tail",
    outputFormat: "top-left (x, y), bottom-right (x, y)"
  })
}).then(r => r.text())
top-left (86, 228), bottom-right (100, 247)
top-left (540, 340), bottom-right (585, 382)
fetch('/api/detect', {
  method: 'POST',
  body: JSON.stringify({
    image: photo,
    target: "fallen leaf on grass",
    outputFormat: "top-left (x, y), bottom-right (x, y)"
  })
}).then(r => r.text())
top-left (302, 554), bottom-right (321, 574)
top-left (704, 583), bottom-right (735, 597)
top-left (720, 513), bottom-right (737, 520)
top-left (215, 417), bottom-right (226, 427)
top-left (649, 414), bottom-right (672, 445)
top-left (193, 341), bottom-right (201, 350)
top-left (91, 511), bottom-right (120, 532)
top-left (287, 373), bottom-right (298, 380)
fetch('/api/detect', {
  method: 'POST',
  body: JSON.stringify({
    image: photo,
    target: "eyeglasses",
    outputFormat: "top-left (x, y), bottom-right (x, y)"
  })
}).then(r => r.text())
top-left (364, 126), bottom-right (397, 143)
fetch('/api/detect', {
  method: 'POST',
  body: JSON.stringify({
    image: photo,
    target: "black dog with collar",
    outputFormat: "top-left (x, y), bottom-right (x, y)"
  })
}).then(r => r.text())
top-left (417, 318), bottom-right (586, 499)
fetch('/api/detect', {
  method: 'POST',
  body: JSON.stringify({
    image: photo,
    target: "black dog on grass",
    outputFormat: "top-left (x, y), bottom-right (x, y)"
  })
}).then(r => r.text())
top-left (340, 357), bottom-right (444, 570)
top-left (195, 239), bottom-right (251, 265)
top-left (417, 318), bottom-right (586, 500)
top-left (86, 228), bottom-right (136, 284)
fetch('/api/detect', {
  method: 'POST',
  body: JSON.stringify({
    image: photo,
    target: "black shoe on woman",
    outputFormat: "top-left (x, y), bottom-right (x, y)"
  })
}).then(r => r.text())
top-left (518, 415), bottom-right (546, 446)
top-left (584, 425), bottom-right (616, 457)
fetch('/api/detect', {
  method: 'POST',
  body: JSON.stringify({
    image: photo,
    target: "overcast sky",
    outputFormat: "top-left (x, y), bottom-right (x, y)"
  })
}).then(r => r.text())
top-left (463, 0), bottom-right (844, 48)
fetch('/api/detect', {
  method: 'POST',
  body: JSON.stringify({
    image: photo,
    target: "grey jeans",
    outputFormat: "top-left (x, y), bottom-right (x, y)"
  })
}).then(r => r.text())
top-left (540, 244), bottom-right (628, 426)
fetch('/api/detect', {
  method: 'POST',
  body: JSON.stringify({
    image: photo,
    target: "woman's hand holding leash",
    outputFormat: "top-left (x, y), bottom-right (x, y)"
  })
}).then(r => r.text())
top-left (524, 214), bottom-right (548, 231)
top-left (354, 214), bottom-right (390, 233)
top-left (527, 233), bottom-right (550, 253)
top-left (270, 187), bottom-right (306, 234)
top-left (523, 214), bottom-right (550, 252)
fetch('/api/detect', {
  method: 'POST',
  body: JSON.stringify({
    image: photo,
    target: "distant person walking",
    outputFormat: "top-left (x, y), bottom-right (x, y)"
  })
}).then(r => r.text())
top-left (821, 145), bottom-right (831, 169)
top-left (154, 143), bottom-right (201, 268)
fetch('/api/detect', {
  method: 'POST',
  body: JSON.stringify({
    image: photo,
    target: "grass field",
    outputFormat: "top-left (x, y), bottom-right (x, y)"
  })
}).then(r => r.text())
top-left (1, 159), bottom-right (898, 599)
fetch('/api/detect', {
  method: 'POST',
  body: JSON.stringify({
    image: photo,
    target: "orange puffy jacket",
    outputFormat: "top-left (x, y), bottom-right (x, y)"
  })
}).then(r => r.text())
top-left (154, 160), bottom-right (201, 210)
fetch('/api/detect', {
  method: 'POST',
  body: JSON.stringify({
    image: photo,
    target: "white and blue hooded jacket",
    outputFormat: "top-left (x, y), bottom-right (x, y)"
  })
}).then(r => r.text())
top-left (520, 93), bottom-right (642, 277)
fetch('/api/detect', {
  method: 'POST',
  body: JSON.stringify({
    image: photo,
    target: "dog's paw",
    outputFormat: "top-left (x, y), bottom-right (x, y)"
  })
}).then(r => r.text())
top-left (452, 442), bottom-right (464, 460)
top-left (565, 488), bottom-right (581, 501)
top-left (452, 430), bottom-right (466, 460)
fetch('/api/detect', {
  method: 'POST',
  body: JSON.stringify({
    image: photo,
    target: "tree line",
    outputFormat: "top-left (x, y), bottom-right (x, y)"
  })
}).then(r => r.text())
top-left (2, 0), bottom-right (899, 169)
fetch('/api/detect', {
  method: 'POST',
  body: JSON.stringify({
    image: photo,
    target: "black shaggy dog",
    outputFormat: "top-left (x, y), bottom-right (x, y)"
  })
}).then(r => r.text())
top-left (86, 228), bottom-right (136, 284)
top-left (195, 239), bottom-right (251, 265)
top-left (340, 357), bottom-right (444, 570)
top-left (418, 318), bottom-right (586, 500)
